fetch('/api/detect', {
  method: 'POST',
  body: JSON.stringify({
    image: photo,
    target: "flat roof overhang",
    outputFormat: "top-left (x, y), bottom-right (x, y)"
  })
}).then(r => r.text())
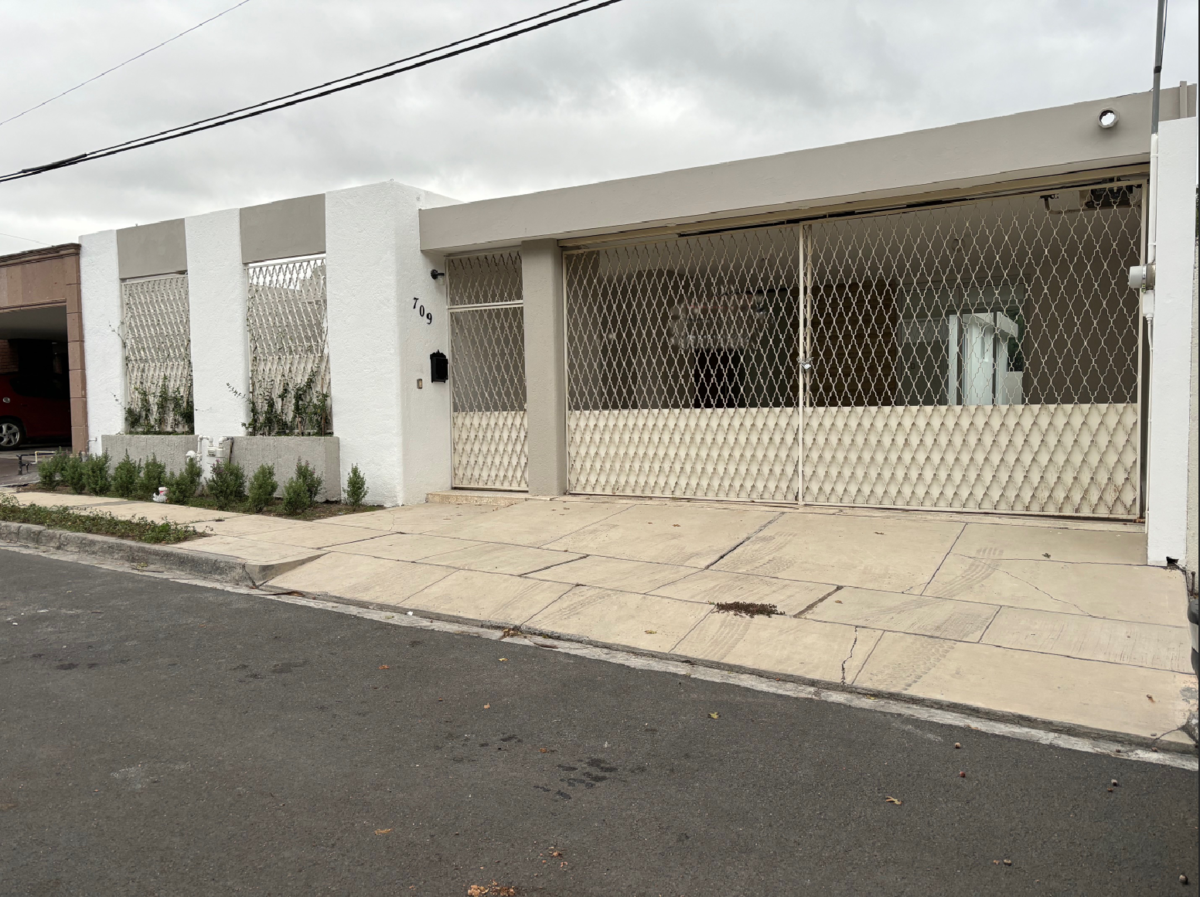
top-left (419, 87), bottom-right (1195, 254)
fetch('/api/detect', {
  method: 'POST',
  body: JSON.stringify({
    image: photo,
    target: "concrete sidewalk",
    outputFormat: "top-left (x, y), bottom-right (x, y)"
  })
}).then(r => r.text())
top-left (7, 489), bottom-right (1197, 750)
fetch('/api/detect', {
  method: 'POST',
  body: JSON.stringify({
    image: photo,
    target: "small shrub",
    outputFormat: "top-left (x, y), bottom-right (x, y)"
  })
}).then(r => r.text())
top-left (293, 461), bottom-right (323, 504)
top-left (247, 463), bottom-right (277, 513)
top-left (345, 464), bottom-right (368, 508)
top-left (111, 454), bottom-right (142, 499)
top-left (206, 460), bottom-right (247, 509)
top-left (164, 456), bottom-right (203, 505)
top-left (281, 475), bottom-right (312, 515)
top-left (138, 455), bottom-right (167, 498)
top-left (62, 455), bottom-right (87, 494)
top-left (36, 452), bottom-right (67, 489)
top-left (82, 452), bottom-right (111, 496)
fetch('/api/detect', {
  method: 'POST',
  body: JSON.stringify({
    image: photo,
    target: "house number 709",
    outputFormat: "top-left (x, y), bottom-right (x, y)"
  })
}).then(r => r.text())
top-left (412, 297), bottom-right (433, 324)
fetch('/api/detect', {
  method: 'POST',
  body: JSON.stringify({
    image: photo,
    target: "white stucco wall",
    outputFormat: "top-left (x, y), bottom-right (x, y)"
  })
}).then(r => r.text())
top-left (398, 187), bottom-right (459, 505)
top-left (79, 230), bottom-right (123, 452)
top-left (325, 181), bottom-right (458, 506)
top-left (1185, 237), bottom-right (1198, 591)
top-left (1145, 116), bottom-right (1198, 566)
top-left (184, 210), bottom-right (248, 444)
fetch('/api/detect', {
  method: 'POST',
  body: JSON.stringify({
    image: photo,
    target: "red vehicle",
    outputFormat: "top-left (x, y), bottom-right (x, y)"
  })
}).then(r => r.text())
top-left (0, 372), bottom-right (71, 448)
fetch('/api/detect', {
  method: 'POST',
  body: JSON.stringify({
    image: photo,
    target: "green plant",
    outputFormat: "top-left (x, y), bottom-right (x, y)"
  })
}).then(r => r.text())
top-left (111, 453), bottom-right (142, 499)
top-left (0, 493), bottom-right (197, 544)
top-left (207, 460), bottom-right (246, 509)
top-left (138, 455), bottom-right (167, 498)
top-left (62, 455), bottom-right (87, 494)
top-left (293, 460), bottom-right (323, 504)
top-left (232, 373), bottom-right (332, 437)
top-left (164, 456), bottom-right (203, 505)
top-left (36, 452), bottom-right (67, 489)
top-left (345, 464), bottom-right (368, 508)
top-left (83, 453), bottom-right (111, 496)
top-left (247, 463), bottom-right (277, 513)
top-left (281, 475), bottom-right (312, 515)
top-left (125, 376), bottom-right (194, 435)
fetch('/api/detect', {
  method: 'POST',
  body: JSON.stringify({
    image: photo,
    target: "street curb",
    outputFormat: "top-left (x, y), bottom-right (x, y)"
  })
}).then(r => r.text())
top-left (256, 585), bottom-right (1200, 758)
top-left (6, 524), bottom-right (1196, 757)
top-left (0, 521), bottom-right (258, 585)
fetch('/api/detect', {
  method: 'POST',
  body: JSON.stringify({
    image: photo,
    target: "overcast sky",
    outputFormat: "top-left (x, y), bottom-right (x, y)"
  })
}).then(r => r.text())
top-left (0, 0), bottom-right (1196, 254)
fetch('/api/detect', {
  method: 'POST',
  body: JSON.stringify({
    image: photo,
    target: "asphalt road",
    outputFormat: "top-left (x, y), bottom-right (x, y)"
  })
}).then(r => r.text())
top-left (1, 548), bottom-right (1197, 897)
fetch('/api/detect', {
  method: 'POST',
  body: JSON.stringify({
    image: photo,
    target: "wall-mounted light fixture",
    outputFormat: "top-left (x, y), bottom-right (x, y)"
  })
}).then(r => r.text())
top-left (430, 269), bottom-right (446, 280)
top-left (1098, 109), bottom-right (1119, 129)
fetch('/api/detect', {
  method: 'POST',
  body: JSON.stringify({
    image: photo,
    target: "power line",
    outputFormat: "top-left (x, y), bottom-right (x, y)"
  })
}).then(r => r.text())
top-left (0, 0), bottom-right (628, 185)
top-left (0, 231), bottom-right (50, 247)
top-left (0, 0), bottom-right (254, 129)
top-left (40, 0), bottom-right (602, 169)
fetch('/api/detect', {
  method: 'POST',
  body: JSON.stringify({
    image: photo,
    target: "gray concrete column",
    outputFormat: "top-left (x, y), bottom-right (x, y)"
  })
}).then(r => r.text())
top-left (521, 240), bottom-right (568, 495)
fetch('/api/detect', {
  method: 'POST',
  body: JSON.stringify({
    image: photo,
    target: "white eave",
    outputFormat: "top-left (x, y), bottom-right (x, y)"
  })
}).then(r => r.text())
top-left (418, 87), bottom-right (1196, 254)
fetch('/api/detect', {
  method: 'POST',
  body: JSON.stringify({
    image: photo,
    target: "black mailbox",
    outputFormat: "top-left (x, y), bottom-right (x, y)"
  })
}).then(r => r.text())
top-left (430, 351), bottom-right (449, 383)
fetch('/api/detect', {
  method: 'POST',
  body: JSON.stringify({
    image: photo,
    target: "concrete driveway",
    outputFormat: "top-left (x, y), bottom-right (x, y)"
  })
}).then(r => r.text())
top-left (9, 489), bottom-right (1198, 750)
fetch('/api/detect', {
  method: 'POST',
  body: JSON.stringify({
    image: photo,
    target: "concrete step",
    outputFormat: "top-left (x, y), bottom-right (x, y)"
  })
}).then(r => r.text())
top-left (426, 490), bottom-right (527, 508)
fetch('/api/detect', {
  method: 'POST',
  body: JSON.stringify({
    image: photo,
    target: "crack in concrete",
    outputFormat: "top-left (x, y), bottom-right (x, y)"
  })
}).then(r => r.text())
top-left (971, 558), bottom-right (1098, 618)
top-left (841, 626), bottom-right (860, 686)
top-left (795, 584), bottom-right (843, 618)
top-left (703, 512), bottom-right (784, 570)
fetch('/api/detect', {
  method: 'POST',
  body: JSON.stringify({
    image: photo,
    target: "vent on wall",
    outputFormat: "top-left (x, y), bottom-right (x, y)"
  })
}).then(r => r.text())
top-left (1042, 184), bottom-right (1140, 214)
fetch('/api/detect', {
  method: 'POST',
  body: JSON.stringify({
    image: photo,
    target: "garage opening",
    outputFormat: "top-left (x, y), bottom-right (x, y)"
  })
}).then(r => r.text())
top-left (561, 181), bottom-right (1144, 517)
top-left (802, 184), bottom-right (1143, 517)
top-left (564, 225), bottom-right (800, 501)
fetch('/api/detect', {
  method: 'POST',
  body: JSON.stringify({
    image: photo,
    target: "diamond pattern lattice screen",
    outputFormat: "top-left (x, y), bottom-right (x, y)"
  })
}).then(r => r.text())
top-left (247, 257), bottom-right (331, 434)
top-left (122, 274), bottom-right (193, 433)
top-left (448, 251), bottom-right (528, 489)
top-left (802, 185), bottom-right (1144, 516)
top-left (564, 226), bottom-right (801, 500)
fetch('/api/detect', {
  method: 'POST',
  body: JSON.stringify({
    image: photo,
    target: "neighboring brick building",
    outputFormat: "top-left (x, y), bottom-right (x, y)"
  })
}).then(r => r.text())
top-left (0, 243), bottom-right (87, 452)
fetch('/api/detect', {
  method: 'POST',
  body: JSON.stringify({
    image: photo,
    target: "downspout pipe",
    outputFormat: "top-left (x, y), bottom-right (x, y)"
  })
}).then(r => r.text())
top-left (1131, 0), bottom-right (1168, 306)
top-left (1132, 0), bottom-right (1168, 524)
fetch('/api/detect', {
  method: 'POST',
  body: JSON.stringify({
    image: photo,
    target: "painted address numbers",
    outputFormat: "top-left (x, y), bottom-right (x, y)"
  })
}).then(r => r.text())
top-left (412, 297), bottom-right (433, 324)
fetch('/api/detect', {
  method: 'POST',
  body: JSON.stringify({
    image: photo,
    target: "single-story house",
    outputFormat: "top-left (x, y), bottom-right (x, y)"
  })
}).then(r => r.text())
top-left (77, 84), bottom-right (1198, 573)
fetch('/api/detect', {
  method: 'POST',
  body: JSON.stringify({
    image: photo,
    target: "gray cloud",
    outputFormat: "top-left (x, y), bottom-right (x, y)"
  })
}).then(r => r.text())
top-left (0, 0), bottom-right (1195, 253)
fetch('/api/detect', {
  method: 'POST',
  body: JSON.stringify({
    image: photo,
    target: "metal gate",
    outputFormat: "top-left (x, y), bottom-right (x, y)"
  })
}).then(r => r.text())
top-left (562, 182), bottom-right (1143, 517)
top-left (801, 184), bottom-right (1143, 517)
top-left (564, 226), bottom-right (801, 501)
top-left (447, 251), bottom-right (528, 489)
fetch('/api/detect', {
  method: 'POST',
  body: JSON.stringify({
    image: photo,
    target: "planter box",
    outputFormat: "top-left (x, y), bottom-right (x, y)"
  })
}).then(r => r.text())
top-left (101, 434), bottom-right (199, 475)
top-left (227, 436), bottom-right (340, 502)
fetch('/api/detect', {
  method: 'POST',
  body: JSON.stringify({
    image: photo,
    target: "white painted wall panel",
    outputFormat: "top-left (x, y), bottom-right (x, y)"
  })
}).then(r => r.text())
top-left (1146, 117), bottom-right (1199, 564)
top-left (185, 209), bottom-right (249, 441)
top-left (326, 182), bottom-right (458, 506)
top-left (79, 230), bottom-right (123, 451)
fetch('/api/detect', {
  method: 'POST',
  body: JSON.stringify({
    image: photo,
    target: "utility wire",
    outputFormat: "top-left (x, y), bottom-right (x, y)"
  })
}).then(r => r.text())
top-left (35, 0), bottom-right (600, 169)
top-left (0, 231), bottom-right (49, 246)
top-left (0, 0), bottom-right (254, 129)
top-left (0, 0), bottom-right (627, 184)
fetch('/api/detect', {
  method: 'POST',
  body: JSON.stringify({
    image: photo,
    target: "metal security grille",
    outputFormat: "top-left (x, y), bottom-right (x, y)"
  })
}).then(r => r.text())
top-left (246, 256), bottom-right (331, 434)
top-left (448, 251), bottom-right (528, 489)
top-left (802, 184), bottom-right (1143, 516)
top-left (564, 226), bottom-right (801, 500)
top-left (122, 273), bottom-right (193, 432)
